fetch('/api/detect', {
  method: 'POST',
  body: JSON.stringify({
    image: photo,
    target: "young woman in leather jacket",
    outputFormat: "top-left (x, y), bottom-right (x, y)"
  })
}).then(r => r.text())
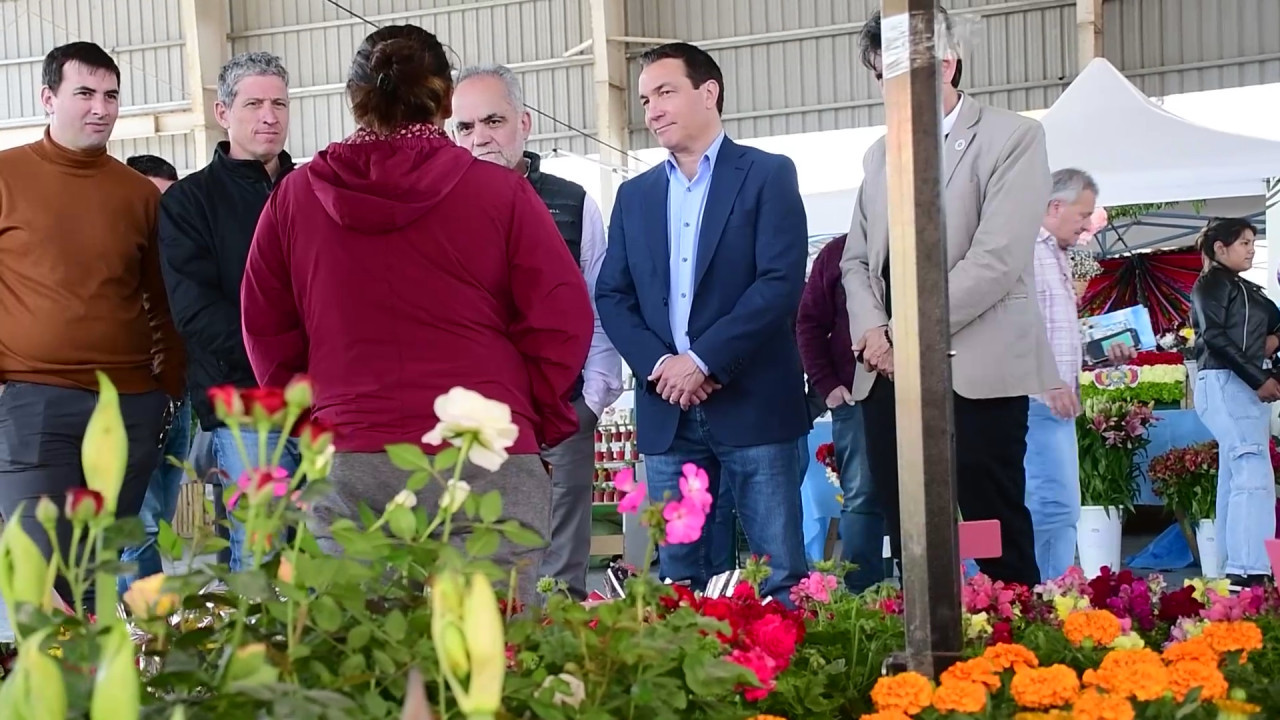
top-left (1190, 217), bottom-right (1280, 589)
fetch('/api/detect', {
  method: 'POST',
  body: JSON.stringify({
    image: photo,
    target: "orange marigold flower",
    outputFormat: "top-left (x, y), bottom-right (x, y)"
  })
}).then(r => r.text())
top-left (1011, 664), bottom-right (1081, 710)
top-left (870, 672), bottom-right (933, 715)
top-left (1162, 636), bottom-right (1218, 666)
top-left (933, 679), bottom-right (988, 714)
top-left (744, 716), bottom-right (789, 720)
top-left (1071, 688), bottom-right (1136, 720)
top-left (1063, 609), bottom-right (1122, 647)
top-left (858, 712), bottom-right (912, 720)
top-left (984, 643), bottom-right (1041, 673)
top-left (940, 657), bottom-right (1001, 691)
top-left (1013, 711), bottom-right (1073, 720)
top-left (1200, 621), bottom-right (1264, 656)
top-left (1167, 660), bottom-right (1228, 703)
top-left (1080, 648), bottom-right (1168, 701)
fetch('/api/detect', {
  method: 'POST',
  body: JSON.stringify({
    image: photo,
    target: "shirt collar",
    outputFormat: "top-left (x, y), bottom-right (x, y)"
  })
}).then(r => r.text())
top-left (1037, 226), bottom-right (1056, 244)
top-left (942, 95), bottom-right (964, 137)
top-left (665, 130), bottom-right (726, 180)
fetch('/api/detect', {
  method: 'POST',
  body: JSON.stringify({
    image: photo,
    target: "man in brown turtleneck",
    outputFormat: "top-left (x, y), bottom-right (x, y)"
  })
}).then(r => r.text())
top-left (0, 42), bottom-right (184, 604)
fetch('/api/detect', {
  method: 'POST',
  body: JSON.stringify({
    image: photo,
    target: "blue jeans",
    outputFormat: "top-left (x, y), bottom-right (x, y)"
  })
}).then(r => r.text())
top-left (1023, 398), bottom-right (1080, 583)
top-left (211, 428), bottom-right (301, 571)
top-left (1196, 369), bottom-right (1276, 576)
top-left (830, 403), bottom-right (885, 592)
top-left (644, 407), bottom-right (808, 603)
top-left (118, 398), bottom-right (192, 594)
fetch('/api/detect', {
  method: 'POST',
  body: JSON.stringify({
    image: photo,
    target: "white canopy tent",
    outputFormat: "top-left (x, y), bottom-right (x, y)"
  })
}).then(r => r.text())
top-left (1040, 58), bottom-right (1280, 207)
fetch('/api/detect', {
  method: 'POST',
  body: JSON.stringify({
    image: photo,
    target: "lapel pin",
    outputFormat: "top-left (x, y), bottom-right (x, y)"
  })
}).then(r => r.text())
top-left (954, 138), bottom-right (967, 151)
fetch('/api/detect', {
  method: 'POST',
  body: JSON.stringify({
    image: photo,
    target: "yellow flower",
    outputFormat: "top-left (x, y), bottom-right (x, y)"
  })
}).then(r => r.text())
top-left (1184, 577), bottom-right (1230, 603)
top-left (1054, 594), bottom-right (1090, 621)
top-left (122, 573), bottom-right (180, 619)
top-left (1213, 698), bottom-right (1262, 719)
top-left (1109, 632), bottom-right (1146, 650)
top-left (966, 610), bottom-right (993, 639)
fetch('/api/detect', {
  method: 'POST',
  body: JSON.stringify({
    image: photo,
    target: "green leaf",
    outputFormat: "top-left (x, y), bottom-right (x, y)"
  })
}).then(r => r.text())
top-left (387, 506), bottom-right (417, 541)
top-left (337, 652), bottom-right (366, 679)
top-left (432, 446), bottom-right (461, 471)
top-left (465, 527), bottom-right (501, 558)
top-left (225, 570), bottom-right (275, 601)
top-left (311, 596), bottom-right (343, 632)
top-left (500, 520), bottom-right (545, 548)
top-left (405, 470), bottom-right (431, 492)
top-left (383, 610), bottom-right (407, 642)
top-left (371, 649), bottom-right (396, 674)
top-left (682, 652), bottom-right (757, 696)
top-left (479, 491), bottom-right (503, 524)
top-left (346, 624), bottom-right (372, 651)
top-left (386, 443), bottom-right (430, 470)
top-left (156, 519), bottom-right (184, 561)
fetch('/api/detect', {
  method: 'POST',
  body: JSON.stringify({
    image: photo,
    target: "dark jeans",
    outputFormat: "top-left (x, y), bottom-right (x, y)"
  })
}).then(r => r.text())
top-left (644, 407), bottom-right (809, 603)
top-left (830, 402), bottom-right (885, 592)
top-left (0, 381), bottom-right (168, 607)
top-left (860, 377), bottom-right (1039, 588)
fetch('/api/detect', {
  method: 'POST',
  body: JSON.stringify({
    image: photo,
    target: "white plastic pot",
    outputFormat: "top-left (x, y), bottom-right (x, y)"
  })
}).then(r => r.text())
top-left (1076, 505), bottom-right (1123, 578)
top-left (1195, 519), bottom-right (1222, 579)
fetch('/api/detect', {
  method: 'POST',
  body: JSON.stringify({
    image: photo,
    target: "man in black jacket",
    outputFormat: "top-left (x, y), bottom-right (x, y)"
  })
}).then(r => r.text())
top-left (158, 51), bottom-right (299, 571)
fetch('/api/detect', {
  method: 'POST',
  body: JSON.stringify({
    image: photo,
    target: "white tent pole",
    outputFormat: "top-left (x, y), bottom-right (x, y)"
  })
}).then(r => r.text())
top-left (1268, 177), bottom-right (1280, 302)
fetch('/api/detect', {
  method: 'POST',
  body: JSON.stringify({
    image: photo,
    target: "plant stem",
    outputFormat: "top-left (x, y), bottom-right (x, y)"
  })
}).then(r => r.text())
top-left (271, 408), bottom-right (301, 468)
top-left (93, 530), bottom-right (118, 625)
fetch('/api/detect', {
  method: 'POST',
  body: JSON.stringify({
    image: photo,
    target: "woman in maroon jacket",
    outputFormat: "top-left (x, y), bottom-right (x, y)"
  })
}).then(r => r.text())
top-left (240, 24), bottom-right (593, 605)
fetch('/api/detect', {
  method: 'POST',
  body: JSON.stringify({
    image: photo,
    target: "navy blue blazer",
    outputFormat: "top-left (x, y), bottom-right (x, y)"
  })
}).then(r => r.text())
top-left (596, 136), bottom-right (810, 455)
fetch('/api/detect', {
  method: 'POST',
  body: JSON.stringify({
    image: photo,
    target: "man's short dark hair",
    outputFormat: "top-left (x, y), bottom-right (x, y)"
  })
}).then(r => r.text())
top-left (638, 42), bottom-right (725, 115)
top-left (126, 155), bottom-right (178, 182)
top-left (859, 5), bottom-right (963, 88)
top-left (42, 42), bottom-right (122, 92)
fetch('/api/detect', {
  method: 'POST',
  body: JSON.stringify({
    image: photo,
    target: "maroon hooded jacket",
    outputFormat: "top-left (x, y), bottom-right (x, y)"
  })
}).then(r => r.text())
top-left (241, 130), bottom-right (593, 455)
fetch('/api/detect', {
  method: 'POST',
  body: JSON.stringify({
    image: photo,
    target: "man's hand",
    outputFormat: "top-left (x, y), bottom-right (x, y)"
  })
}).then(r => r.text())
top-left (1105, 341), bottom-right (1138, 366)
top-left (1044, 386), bottom-right (1082, 420)
top-left (1258, 377), bottom-right (1280, 403)
top-left (1267, 334), bottom-right (1279, 358)
top-left (825, 385), bottom-right (853, 409)
top-left (853, 325), bottom-right (892, 373)
top-left (649, 353), bottom-right (707, 406)
top-left (676, 378), bottom-right (723, 410)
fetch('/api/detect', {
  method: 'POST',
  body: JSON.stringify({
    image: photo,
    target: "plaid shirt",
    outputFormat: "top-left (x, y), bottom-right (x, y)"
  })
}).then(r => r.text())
top-left (1033, 227), bottom-right (1082, 397)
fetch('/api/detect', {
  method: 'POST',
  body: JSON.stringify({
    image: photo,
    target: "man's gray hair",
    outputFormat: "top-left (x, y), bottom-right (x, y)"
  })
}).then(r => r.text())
top-left (1049, 168), bottom-right (1099, 205)
top-left (455, 63), bottom-right (525, 111)
top-left (217, 51), bottom-right (289, 107)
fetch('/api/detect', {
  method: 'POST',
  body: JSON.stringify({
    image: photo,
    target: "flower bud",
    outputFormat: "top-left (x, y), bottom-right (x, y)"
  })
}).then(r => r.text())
top-left (82, 372), bottom-right (128, 514)
top-left (34, 496), bottom-right (59, 529)
top-left (460, 572), bottom-right (506, 716)
top-left (295, 418), bottom-right (335, 455)
top-left (0, 516), bottom-right (50, 613)
top-left (439, 480), bottom-right (471, 515)
top-left (438, 621), bottom-right (471, 680)
top-left (122, 573), bottom-right (180, 620)
top-left (207, 385), bottom-right (245, 421)
top-left (284, 375), bottom-right (313, 410)
top-left (64, 488), bottom-right (105, 525)
top-left (242, 388), bottom-right (287, 426)
top-left (89, 624), bottom-right (140, 720)
top-left (1, 631), bottom-right (68, 720)
top-left (277, 556), bottom-right (296, 585)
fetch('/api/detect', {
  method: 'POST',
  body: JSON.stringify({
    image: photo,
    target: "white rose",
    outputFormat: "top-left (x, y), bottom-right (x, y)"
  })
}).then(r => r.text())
top-left (388, 489), bottom-right (418, 510)
top-left (439, 480), bottom-right (471, 515)
top-left (422, 387), bottom-right (519, 472)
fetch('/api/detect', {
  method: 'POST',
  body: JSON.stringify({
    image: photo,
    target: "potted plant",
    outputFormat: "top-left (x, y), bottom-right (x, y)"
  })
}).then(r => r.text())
top-left (1068, 246), bottom-right (1102, 299)
top-left (1075, 396), bottom-right (1158, 577)
top-left (1148, 441), bottom-right (1219, 577)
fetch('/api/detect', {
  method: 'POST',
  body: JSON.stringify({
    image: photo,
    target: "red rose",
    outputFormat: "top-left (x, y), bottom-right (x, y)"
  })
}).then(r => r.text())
top-left (65, 487), bottom-right (105, 522)
top-left (242, 388), bottom-right (287, 420)
top-left (744, 614), bottom-right (800, 668)
top-left (207, 385), bottom-right (244, 420)
top-left (294, 418), bottom-right (334, 452)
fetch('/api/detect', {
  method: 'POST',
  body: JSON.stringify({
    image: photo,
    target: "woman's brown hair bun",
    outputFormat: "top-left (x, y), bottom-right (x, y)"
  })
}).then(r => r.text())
top-left (348, 24), bottom-right (453, 136)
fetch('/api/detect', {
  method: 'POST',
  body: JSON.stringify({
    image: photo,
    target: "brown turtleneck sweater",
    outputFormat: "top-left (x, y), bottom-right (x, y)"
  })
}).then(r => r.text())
top-left (0, 129), bottom-right (185, 397)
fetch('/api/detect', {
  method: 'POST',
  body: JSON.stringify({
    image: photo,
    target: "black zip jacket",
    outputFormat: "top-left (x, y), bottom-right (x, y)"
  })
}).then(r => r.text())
top-left (158, 143), bottom-right (296, 430)
top-left (1191, 263), bottom-right (1280, 390)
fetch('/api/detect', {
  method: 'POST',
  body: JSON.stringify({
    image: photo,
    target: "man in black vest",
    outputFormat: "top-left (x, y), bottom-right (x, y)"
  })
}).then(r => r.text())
top-left (452, 64), bottom-right (624, 600)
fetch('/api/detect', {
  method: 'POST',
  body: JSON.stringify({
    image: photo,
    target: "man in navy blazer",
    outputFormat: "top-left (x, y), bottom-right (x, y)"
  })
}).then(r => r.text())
top-left (595, 42), bottom-right (811, 602)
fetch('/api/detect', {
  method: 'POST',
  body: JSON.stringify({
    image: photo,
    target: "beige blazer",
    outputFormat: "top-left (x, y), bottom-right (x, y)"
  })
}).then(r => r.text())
top-left (840, 96), bottom-right (1060, 401)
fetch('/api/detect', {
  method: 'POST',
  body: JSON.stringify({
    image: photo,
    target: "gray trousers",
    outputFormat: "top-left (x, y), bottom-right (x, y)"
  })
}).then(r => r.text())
top-left (0, 381), bottom-right (167, 605)
top-left (539, 398), bottom-right (598, 600)
top-left (308, 451), bottom-right (551, 610)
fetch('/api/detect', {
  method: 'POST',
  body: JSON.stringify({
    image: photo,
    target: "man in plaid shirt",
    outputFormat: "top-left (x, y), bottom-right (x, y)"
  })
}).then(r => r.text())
top-left (1027, 168), bottom-right (1134, 581)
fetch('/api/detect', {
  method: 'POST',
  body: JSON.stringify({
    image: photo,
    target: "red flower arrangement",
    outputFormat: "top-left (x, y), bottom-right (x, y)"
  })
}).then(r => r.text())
top-left (1148, 441), bottom-right (1217, 523)
top-left (1128, 350), bottom-right (1187, 367)
top-left (660, 582), bottom-right (806, 701)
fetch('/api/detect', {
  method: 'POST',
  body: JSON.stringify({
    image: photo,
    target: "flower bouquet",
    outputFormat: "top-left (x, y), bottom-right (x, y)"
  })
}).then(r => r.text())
top-left (1148, 441), bottom-right (1218, 569)
top-left (1068, 246), bottom-right (1102, 298)
top-left (815, 442), bottom-right (840, 491)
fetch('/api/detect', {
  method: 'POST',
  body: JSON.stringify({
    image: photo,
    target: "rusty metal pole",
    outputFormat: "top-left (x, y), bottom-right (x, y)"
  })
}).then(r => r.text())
top-left (878, 0), bottom-right (963, 678)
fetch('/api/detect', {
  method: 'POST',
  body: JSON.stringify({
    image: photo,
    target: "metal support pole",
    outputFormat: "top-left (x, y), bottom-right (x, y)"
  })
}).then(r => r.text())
top-left (879, 0), bottom-right (963, 678)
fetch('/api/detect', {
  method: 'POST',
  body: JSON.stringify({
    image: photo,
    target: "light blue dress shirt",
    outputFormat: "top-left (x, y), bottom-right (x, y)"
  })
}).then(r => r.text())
top-left (662, 131), bottom-right (726, 375)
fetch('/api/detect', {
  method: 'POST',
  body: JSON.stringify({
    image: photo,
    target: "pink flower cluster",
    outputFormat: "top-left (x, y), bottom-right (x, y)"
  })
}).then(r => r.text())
top-left (1201, 587), bottom-right (1271, 622)
top-left (614, 463), bottom-right (713, 546)
top-left (1089, 401), bottom-right (1157, 449)
top-left (789, 571), bottom-right (839, 608)
top-left (1085, 567), bottom-right (1158, 632)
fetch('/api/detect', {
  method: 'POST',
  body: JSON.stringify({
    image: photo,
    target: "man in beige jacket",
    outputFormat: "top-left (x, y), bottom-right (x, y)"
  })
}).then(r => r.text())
top-left (840, 5), bottom-right (1060, 587)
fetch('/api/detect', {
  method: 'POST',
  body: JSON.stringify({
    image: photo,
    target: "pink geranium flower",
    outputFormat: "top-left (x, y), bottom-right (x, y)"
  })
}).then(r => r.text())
top-left (678, 463), bottom-right (713, 513)
top-left (789, 571), bottom-right (839, 607)
top-left (618, 482), bottom-right (646, 514)
top-left (663, 496), bottom-right (706, 545)
top-left (228, 466), bottom-right (290, 510)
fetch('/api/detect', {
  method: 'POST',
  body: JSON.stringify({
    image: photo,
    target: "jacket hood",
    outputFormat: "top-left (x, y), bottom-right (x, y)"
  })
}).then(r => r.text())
top-left (307, 136), bottom-right (473, 234)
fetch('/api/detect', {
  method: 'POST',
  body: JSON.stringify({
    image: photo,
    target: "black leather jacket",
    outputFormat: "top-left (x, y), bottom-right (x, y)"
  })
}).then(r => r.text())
top-left (1191, 264), bottom-right (1280, 389)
